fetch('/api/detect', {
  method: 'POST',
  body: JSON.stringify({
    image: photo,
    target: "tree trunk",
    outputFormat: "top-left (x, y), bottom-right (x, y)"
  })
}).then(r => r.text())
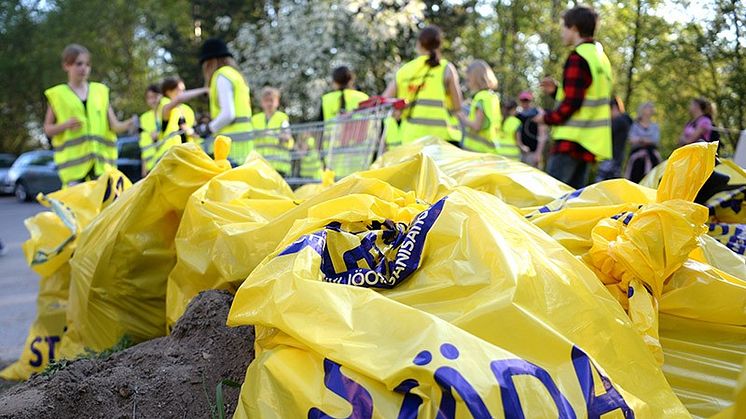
top-left (731, 0), bottom-right (745, 129)
top-left (624, 0), bottom-right (644, 106)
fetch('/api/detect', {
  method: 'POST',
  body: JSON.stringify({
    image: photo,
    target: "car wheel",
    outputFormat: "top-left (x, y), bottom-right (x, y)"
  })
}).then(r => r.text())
top-left (14, 181), bottom-right (30, 202)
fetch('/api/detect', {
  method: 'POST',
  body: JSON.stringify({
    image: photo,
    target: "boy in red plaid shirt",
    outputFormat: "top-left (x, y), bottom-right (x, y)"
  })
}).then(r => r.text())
top-left (533, 5), bottom-right (613, 189)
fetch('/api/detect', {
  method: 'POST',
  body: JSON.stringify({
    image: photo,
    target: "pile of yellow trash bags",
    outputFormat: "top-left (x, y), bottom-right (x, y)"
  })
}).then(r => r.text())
top-left (2, 136), bottom-right (745, 418)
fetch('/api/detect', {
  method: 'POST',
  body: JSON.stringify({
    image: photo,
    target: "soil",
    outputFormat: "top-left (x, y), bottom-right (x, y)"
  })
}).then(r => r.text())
top-left (0, 290), bottom-right (255, 419)
top-left (0, 361), bottom-right (15, 397)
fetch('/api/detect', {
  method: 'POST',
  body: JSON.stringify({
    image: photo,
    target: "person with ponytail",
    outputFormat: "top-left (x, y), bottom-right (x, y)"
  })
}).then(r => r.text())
top-left (320, 66), bottom-right (369, 121)
top-left (382, 25), bottom-right (463, 147)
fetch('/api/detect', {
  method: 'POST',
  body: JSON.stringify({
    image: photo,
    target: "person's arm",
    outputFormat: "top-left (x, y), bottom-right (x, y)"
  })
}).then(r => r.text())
top-left (458, 104), bottom-right (485, 132)
top-left (162, 88), bottom-right (208, 120)
top-left (534, 54), bottom-right (592, 126)
top-left (444, 63), bottom-right (464, 114)
top-left (515, 128), bottom-right (530, 153)
top-left (108, 106), bottom-right (135, 134)
top-left (43, 105), bottom-right (80, 138)
top-left (382, 80), bottom-right (397, 98)
top-left (208, 76), bottom-right (236, 133)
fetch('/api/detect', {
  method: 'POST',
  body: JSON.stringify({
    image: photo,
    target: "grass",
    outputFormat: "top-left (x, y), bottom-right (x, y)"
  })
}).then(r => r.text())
top-left (41, 335), bottom-right (134, 377)
top-left (204, 375), bottom-right (242, 419)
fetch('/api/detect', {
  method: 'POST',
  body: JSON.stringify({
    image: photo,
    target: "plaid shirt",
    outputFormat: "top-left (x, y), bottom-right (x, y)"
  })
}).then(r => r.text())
top-left (545, 39), bottom-right (596, 162)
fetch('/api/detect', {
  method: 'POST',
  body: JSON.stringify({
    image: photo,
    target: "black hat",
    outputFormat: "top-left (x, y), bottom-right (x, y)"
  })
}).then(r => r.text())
top-left (199, 38), bottom-right (232, 64)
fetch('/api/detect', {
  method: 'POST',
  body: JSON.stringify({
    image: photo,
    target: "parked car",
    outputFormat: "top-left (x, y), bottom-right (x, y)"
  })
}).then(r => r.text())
top-left (117, 136), bottom-right (142, 183)
top-left (2, 150), bottom-right (61, 202)
top-left (0, 153), bottom-right (17, 195)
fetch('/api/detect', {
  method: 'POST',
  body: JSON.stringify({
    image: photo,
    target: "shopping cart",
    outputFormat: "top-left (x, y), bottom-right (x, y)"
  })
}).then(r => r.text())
top-left (200, 97), bottom-right (403, 187)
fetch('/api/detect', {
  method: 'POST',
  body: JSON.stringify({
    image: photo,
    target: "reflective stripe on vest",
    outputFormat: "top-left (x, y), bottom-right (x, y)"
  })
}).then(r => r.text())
top-left (44, 82), bottom-right (117, 185)
top-left (252, 111), bottom-right (293, 173)
top-left (552, 42), bottom-right (613, 160)
top-left (321, 90), bottom-right (370, 121)
top-left (395, 56), bottom-right (460, 144)
top-left (209, 66), bottom-right (253, 163)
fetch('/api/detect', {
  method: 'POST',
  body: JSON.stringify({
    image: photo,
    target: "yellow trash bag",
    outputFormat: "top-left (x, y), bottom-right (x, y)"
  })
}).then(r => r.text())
top-left (371, 137), bottom-right (573, 207)
top-left (0, 171), bottom-right (131, 380)
top-left (228, 185), bottom-right (688, 418)
top-left (58, 141), bottom-right (231, 358)
top-left (165, 152), bottom-right (296, 329)
top-left (166, 154), bottom-right (455, 331)
top-left (526, 143), bottom-right (746, 416)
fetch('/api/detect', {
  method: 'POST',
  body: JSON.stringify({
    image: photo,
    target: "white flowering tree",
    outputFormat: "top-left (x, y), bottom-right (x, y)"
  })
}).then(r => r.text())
top-left (231, 0), bottom-right (425, 120)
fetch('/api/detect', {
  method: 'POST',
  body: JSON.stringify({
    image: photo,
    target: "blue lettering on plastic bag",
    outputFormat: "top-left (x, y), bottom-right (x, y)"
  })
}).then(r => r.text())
top-left (278, 197), bottom-right (447, 289)
top-left (309, 344), bottom-right (633, 419)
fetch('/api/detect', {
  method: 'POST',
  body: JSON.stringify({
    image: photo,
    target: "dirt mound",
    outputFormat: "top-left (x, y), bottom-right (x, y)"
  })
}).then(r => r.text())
top-left (0, 290), bottom-right (255, 419)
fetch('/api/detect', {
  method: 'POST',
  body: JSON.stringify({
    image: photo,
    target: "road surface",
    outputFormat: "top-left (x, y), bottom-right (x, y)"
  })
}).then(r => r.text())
top-left (0, 196), bottom-right (43, 363)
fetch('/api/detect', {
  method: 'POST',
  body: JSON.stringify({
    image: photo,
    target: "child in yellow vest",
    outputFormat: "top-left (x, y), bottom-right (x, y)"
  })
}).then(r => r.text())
top-left (43, 44), bottom-right (136, 186)
top-left (252, 87), bottom-right (293, 176)
top-left (458, 60), bottom-right (519, 158)
top-left (156, 77), bottom-right (198, 159)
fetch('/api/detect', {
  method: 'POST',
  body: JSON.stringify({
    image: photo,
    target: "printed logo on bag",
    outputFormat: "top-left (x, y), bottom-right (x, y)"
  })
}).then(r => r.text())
top-left (309, 344), bottom-right (634, 419)
top-left (279, 197), bottom-right (447, 289)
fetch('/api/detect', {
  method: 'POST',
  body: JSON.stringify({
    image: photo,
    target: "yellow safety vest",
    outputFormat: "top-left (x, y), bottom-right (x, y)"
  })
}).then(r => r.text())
top-left (501, 115), bottom-right (522, 159)
top-left (384, 117), bottom-right (402, 149)
top-left (463, 90), bottom-right (507, 155)
top-left (321, 90), bottom-right (369, 121)
top-left (552, 42), bottom-right (613, 160)
top-left (209, 66), bottom-right (252, 163)
top-left (251, 111), bottom-right (293, 175)
top-left (45, 82), bottom-right (117, 185)
top-left (395, 55), bottom-right (460, 145)
top-left (299, 136), bottom-right (322, 179)
top-left (138, 109), bottom-right (158, 172)
top-left (153, 99), bottom-right (196, 163)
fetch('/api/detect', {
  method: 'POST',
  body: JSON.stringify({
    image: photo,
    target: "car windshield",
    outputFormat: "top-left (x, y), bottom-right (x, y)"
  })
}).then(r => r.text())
top-left (0, 155), bottom-right (15, 168)
top-left (119, 141), bottom-right (140, 159)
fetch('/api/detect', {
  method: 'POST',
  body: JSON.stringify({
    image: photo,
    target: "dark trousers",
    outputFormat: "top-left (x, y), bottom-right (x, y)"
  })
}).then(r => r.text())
top-left (547, 152), bottom-right (590, 189)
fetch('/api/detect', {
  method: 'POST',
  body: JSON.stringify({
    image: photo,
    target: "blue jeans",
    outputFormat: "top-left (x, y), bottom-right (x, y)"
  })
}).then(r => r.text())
top-left (547, 152), bottom-right (590, 189)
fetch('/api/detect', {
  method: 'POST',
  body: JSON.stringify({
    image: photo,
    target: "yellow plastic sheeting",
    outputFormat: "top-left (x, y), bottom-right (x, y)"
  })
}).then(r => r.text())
top-left (0, 171), bottom-right (131, 380)
top-left (58, 143), bottom-right (231, 358)
top-left (659, 314), bottom-right (746, 419)
top-left (165, 153), bottom-right (296, 329)
top-left (371, 137), bottom-right (574, 207)
top-left (228, 185), bottom-right (688, 418)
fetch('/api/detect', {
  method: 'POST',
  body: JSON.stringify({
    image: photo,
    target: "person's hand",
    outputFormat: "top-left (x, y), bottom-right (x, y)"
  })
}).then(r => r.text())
top-left (531, 108), bottom-right (546, 124)
top-left (195, 123), bottom-right (212, 138)
top-left (540, 77), bottom-right (557, 95)
top-left (65, 117), bottom-right (82, 130)
top-left (150, 131), bottom-right (158, 141)
top-left (519, 143), bottom-right (531, 154)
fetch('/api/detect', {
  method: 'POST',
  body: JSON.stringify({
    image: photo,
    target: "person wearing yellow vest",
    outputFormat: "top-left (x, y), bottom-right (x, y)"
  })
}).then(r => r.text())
top-left (152, 76), bottom-right (199, 164)
top-left (382, 26), bottom-right (464, 148)
top-left (533, 5), bottom-right (613, 189)
top-left (459, 60), bottom-right (519, 159)
top-left (138, 84), bottom-right (161, 177)
top-left (320, 66), bottom-right (369, 121)
top-left (252, 87), bottom-right (293, 176)
top-left (501, 99), bottom-right (525, 157)
top-left (43, 44), bottom-right (136, 187)
top-left (197, 38), bottom-right (253, 165)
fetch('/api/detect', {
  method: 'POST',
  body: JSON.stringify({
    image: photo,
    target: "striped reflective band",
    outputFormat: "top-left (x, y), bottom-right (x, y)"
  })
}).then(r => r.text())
top-left (141, 141), bottom-right (158, 151)
top-left (406, 117), bottom-right (448, 127)
top-left (582, 98), bottom-right (610, 108)
top-left (222, 132), bottom-right (253, 142)
top-left (233, 116), bottom-right (251, 124)
top-left (57, 153), bottom-right (117, 170)
top-left (54, 135), bottom-right (114, 152)
top-left (464, 133), bottom-right (495, 148)
top-left (411, 99), bottom-right (444, 107)
top-left (563, 119), bottom-right (610, 128)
